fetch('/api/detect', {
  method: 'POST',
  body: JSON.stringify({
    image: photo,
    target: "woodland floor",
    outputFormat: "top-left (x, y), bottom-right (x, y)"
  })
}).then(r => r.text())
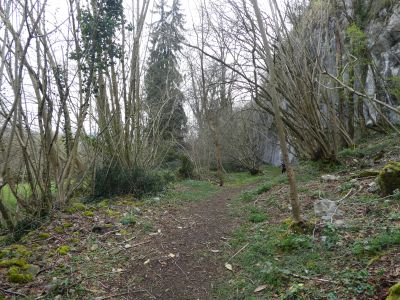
top-left (1, 133), bottom-right (400, 299)
top-left (0, 177), bottom-right (261, 300)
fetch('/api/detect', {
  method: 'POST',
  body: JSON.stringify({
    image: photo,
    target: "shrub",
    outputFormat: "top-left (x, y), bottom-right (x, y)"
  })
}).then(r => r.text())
top-left (92, 161), bottom-right (171, 198)
top-left (177, 155), bottom-right (194, 179)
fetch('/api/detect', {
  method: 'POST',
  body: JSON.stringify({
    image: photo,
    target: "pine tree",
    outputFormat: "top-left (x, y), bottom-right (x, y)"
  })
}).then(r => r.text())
top-left (144, 0), bottom-right (187, 143)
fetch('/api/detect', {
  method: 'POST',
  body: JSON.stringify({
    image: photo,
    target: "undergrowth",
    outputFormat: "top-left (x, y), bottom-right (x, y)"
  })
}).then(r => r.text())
top-left (215, 152), bottom-right (400, 299)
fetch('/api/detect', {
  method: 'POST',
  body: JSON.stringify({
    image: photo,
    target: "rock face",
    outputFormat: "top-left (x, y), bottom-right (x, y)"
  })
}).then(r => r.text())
top-left (261, 1), bottom-right (400, 163)
top-left (377, 162), bottom-right (400, 196)
top-left (367, 3), bottom-right (400, 79)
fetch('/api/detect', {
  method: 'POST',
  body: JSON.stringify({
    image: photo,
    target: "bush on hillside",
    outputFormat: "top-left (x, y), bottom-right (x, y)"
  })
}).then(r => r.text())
top-left (92, 162), bottom-right (171, 198)
top-left (177, 155), bottom-right (194, 178)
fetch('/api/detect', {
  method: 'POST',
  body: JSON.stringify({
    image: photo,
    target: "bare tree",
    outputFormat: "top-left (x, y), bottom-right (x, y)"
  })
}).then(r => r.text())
top-left (250, 0), bottom-right (302, 223)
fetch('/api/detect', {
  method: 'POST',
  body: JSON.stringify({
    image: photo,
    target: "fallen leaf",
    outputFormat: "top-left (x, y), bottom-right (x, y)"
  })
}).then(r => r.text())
top-left (210, 249), bottom-right (220, 253)
top-left (254, 285), bottom-right (267, 293)
top-left (225, 263), bottom-right (233, 271)
top-left (124, 244), bottom-right (132, 249)
top-left (168, 253), bottom-right (176, 258)
top-left (144, 259), bottom-right (150, 265)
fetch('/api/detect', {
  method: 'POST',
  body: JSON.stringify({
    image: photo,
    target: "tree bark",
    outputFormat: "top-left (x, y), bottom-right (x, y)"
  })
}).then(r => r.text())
top-left (250, 0), bottom-right (302, 223)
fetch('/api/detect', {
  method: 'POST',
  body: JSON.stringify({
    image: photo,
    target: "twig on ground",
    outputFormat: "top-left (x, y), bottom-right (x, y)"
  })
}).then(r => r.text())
top-left (227, 243), bottom-right (249, 262)
top-left (253, 194), bottom-right (264, 205)
top-left (101, 229), bottom-right (121, 238)
top-left (0, 288), bottom-right (27, 298)
top-left (312, 220), bottom-right (319, 241)
top-left (289, 272), bottom-right (339, 284)
top-left (174, 260), bottom-right (189, 279)
top-left (116, 235), bottom-right (136, 245)
top-left (330, 188), bottom-right (354, 223)
top-left (112, 240), bottom-right (151, 255)
top-left (95, 289), bottom-right (152, 300)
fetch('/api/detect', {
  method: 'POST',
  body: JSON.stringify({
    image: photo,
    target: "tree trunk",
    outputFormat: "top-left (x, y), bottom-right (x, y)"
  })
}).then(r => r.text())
top-left (250, 0), bottom-right (302, 223)
top-left (209, 121), bottom-right (224, 186)
top-left (0, 196), bottom-right (14, 229)
top-left (347, 64), bottom-right (355, 142)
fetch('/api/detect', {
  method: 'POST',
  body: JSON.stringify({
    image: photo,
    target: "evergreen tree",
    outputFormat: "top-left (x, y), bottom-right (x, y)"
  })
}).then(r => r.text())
top-left (144, 0), bottom-right (187, 143)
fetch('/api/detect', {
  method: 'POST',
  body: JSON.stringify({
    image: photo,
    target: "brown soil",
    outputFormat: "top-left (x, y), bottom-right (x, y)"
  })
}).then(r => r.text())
top-left (106, 185), bottom-right (253, 300)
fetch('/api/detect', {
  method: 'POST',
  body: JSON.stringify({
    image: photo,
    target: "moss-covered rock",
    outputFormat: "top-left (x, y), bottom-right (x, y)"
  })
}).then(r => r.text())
top-left (386, 282), bottom-right (400, 300)
top-left (63, 222), bottom-right (73, 228)
top-left (38, 232), bottom-right (51, 239)
top-left (357, 169), bottom-right (380, 178)
top-left (7, 266), bottom-right (33, 283)
top-left (83, 210), bottom-right (94, 217)
top-left (56, 246), bottom-right (70, 255)
top-left (0, 258), bottom-right (28, 268)
top-left (0, 244), bottom-right (32, 259)
top-left (378, 162), bottom-right (400, 195)
top-left (65, 202), bottom-right (86, 213)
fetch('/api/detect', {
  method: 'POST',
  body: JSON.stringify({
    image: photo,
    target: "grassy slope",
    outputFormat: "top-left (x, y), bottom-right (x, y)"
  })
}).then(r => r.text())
top-left (215, 134), bottom-right (400, 299)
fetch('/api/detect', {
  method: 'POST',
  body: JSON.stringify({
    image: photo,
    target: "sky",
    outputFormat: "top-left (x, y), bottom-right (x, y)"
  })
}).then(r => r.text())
top-left (7, 0), bottom-right (286, 132)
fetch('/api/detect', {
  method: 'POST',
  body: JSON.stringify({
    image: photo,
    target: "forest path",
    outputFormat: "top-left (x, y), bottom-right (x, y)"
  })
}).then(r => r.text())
top-left (109, 183), bottom-right (255, 300)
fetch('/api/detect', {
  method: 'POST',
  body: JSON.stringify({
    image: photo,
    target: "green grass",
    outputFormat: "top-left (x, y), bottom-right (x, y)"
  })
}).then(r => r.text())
top-left (1, 184), bottom-right (30, 210)
top-left (225, 165), bottom-right (280, 186)
top-left (160, 179), bottom-right (219, 204)
top-left (338, 132), bottom-right (398, 159)
top-left (352, 229), bottom-right (400, 257)
top-left (1, 182), bottom-right (58, 211)
top-left (214, 159), bottom-right (396, 299)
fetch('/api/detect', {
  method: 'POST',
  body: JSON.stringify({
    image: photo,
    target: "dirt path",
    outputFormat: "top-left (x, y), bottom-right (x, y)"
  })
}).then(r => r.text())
top-left (109, 184), bottom-right (253, 300)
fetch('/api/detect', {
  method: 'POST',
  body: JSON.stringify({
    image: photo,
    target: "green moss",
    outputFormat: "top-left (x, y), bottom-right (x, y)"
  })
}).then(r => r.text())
top-left (0, 258), bottom-right (28, 268)
top-left (97, 199), bottom-right (110, 208)
top-left (54, 226), bottom-right (64, 234)
top-left (83, 210), bottom-right (94, 217)
top-left (38, 232), bottom-right (51, 239)
top-left (387, 282), bottom-right (400, 300)
top-left (65, 202), bottom-right (86, 213)
top-left (63, 222), bottom-right (73, 228)
top-left (357, 169), bottom-right (380, 178)
top-left (7, 266), bottom-right (33, 283)
top-left (106, 209), bottom-right (120, 217)
top-left (378, 162), bottom-right (400, 195)
top-left (0, 244), bottom-right (32, 259)
top-left (56, 246), bottom-right (70, 255)
top-left (282, 218), bottom-right (313, 234)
